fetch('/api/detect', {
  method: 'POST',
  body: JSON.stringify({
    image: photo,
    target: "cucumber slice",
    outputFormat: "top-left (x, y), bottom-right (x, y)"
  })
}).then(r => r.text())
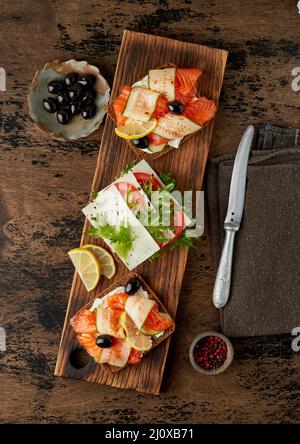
top-left (141, 326), bottom-right (160, 336)
top-left (148, 67), bottom-right (176, 101)
top-left (155, 113), bottom-right (202, 140)
top-left (122, 87), bottom-right (161, 122)
top-left (148, 143), bottom-right (167, 153)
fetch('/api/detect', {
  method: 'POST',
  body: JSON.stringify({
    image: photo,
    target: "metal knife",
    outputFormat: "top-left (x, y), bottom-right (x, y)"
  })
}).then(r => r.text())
top-left (212, 125), bottom-right (254, 309)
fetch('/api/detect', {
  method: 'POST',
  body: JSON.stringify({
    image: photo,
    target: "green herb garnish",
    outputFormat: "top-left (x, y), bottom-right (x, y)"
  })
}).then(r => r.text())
top-left (115, 161), bottom-right (138, 179)
top-left (167, 231), bottom-right (197, 250)
top-left (159, 172), bottom-right (177, 191)
top-left (87, 219), bottom-right (134, 260)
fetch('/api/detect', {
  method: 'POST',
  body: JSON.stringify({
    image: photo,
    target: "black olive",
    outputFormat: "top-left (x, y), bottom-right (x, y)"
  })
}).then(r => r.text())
top-left (131, 137), bottom-right (149, 149)
top-left (42, 97), bottom-right (57, 113)
top-left (96, 335), bottom-right (114, 348)
top-left (57, 91), bottom-right (69, 106)
top-left (56, 109), bottom-right (71, 125)
top-left (81, 103), bottom-right (97, 120)
top-left (78, 75), bottom-right (96, 88)
top-left (47, 80), bottom-right (64, 95)
top-left (82, 89), bottom-right (96, 105)
top-left (168, 101), bottom-right (185, 114)
top-left (68, 83), bottom-right (83, 101)
top-left (65, 72), bottom-right (79, 87)
top-left (70, 101), bottom-right (82, 116)
top-left (125, 277), bottom-right (141, 295)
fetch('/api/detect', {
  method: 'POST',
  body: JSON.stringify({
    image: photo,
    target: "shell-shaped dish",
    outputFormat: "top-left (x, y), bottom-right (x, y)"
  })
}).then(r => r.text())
top-left (28, 59), bottom-right (110, 140)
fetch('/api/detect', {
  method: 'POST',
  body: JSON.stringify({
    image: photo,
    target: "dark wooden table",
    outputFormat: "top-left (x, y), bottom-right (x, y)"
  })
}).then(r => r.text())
top-left (1, 0), bottom-right (299, 424)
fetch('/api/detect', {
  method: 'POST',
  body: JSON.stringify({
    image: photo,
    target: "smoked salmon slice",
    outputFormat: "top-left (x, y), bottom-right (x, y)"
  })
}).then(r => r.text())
top-left (183, 97), bottom-right (217, 126)
top-left (175, 68), bottom-right (202, 105)
top-left (113, 85), bottom-right (132, 126)
top-left (152, 96), bottom-right (169, 119)
top-left (77, 333), bottom-right (102, 360)
top-left (71, 309), bottom-right (97, 335)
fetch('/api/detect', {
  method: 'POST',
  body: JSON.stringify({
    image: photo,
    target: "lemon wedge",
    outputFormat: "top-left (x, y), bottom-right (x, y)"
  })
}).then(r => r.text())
top-left (68, 247), bottom-right (101, 291)
top-left (120, 312), bottom-right (152, 352)
top-left (115, 119), bottom-right (157, 140)
top-left (83, 244), bottom-right (116, 279)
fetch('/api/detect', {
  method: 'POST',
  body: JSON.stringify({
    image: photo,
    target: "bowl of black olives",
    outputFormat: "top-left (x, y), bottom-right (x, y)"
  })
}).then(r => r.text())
top-left (28, 59), bottom-right (110, 140)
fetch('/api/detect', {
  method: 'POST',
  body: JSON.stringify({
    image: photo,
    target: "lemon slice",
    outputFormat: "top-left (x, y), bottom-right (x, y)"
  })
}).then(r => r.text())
top-left (115, 119), bottom-right (157, 140)
top-left (120, 312), bottom-right (152, 352)
top-left (68, 247), bottom-right (101, 291)
top-left (83, 244), bottom-right (116, 279)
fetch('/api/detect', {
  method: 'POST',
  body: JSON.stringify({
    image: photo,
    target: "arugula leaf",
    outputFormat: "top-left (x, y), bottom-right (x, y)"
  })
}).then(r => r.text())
top-left (148, 230), bottom-right (197, 262)
top-left (115, 161), bottom-right (138, 179)
top-left (146, 225), bottom-right (173, 244)
top-left (87, 222), bottom-right (134, 259)
top-left (159, 172), bottom-right (177, 191)
top-left (148, 251), bottom-right (163, 262)
top-left (167, 231), bottom-right (197, 250)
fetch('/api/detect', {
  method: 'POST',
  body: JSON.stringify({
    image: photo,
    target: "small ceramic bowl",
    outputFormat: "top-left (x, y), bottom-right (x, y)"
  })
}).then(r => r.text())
top-left (28, 59), bottom-right (110, 140)
top-left (189, 331), bottom-right (234, 375)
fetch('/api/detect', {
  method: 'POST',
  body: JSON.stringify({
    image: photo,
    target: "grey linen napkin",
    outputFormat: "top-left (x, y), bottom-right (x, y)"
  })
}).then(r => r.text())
top-left (206, 124), bottom-right (300, 337)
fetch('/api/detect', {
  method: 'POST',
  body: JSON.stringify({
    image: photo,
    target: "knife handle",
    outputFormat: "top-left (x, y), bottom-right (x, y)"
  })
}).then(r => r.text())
top-left (213, 226), bottom-right (237, 309)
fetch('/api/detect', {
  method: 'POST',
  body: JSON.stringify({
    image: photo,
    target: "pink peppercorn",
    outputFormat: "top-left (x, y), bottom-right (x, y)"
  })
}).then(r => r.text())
top-left (193, 335), bottom-right (228, 371)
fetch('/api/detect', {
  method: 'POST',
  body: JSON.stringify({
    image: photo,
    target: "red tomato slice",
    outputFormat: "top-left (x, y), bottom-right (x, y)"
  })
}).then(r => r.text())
top-left (143, 304), bottom-right (174, 332)
top-left (107, 292), bottom-right (128, 311)
top-left (127, 348), bottom-right (143, 365)
top-left (147, 133), bottom-right (169, 146)
top-left (133, 172), bottom-right (162, 191)
top-left (173, 208), bottom-right (185, 237)
top-left (115, 182), bottom-right (144, 210)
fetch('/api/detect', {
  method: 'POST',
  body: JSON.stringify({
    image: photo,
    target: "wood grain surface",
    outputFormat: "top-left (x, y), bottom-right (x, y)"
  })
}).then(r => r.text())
top-left (1, 0), bottom-right (300, 423)
top-left (54, 30), bottom-right (227, 394)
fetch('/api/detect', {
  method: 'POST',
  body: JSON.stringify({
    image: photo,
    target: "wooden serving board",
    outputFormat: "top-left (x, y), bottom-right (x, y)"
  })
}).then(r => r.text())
top-left (55, 30), bottom-right (227, 394)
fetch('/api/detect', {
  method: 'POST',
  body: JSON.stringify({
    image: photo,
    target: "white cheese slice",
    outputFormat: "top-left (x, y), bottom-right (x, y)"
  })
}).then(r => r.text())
top-left (155, 113), bottom-right (202, 140)
top-left (98, 339), bottom-right (131, 367)
top-left (82, 185), bottom-right (160, 270)
top-left (96, 306), bottom-right (125, 338)
top-left (125, 294), bottom-right (156, 330)
top-left (131, 160), bottom-right (162, 182)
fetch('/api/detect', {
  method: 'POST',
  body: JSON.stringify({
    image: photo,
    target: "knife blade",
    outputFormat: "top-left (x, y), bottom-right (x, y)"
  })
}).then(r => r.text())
top-left (213, 125), bottom-right (254, 309)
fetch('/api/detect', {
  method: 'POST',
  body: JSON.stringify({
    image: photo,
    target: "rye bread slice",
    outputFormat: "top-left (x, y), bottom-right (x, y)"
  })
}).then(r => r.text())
top-left (108, 63), bottom-right (203, 160)
top-left (73, 272), bottom-right (175, 374)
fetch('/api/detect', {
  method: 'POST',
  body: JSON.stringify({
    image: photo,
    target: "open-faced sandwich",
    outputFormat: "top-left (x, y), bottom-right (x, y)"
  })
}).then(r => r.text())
top-left (109, 64), bottom-right (217, 159)
top-left (82, 159), bottom-right (194, 270)
top-left (70, 273), bottom-right (175, 372)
